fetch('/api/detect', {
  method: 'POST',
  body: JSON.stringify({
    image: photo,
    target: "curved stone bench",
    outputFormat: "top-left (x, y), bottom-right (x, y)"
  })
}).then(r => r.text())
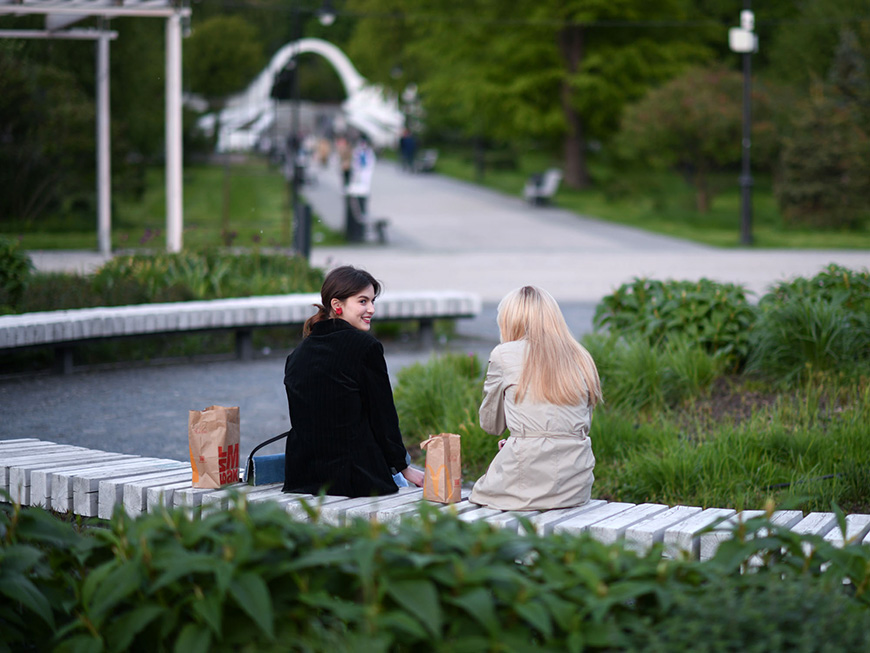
top-left (3, 438), bottom-right (869, 561)
top-left (0, 290), bottom-right (482, 373)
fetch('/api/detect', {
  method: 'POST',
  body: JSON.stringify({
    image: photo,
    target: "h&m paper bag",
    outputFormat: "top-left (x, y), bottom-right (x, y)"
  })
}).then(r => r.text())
top-left (188, 405), bottom-right (240, 489)
top-left (420, 433), bottom-right (461, 503)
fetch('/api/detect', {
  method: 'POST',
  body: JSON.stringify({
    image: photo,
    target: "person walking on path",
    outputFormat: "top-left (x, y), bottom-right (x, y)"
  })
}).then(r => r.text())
top-left (282, 265), bottom-right (424, 498)
top-left (470, 285), bottom-right (602, 511)
top-left (345, 135), bottom-right (377, 241)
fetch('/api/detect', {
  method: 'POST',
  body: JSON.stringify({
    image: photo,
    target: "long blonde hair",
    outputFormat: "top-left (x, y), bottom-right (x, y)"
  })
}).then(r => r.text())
top-left (497, 285), bottom-right (602, 407)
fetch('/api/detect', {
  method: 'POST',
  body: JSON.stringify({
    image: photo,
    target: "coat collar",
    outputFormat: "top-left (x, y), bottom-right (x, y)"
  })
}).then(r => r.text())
top-left (309, 318), bottom-right (357, 336)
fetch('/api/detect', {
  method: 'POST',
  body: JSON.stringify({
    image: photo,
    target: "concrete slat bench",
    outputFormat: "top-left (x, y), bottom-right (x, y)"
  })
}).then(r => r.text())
top-left (4, 439), bottom-right (870, 560)
top-left (0, 290), bottom-right (483, 373)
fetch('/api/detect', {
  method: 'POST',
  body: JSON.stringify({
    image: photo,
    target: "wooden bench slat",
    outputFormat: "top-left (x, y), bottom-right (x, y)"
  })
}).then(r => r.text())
top-left (4, 441), bottom-right (870, 561)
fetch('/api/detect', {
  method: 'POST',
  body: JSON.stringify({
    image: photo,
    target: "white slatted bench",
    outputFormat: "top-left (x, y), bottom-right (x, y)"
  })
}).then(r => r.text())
top-left (0, 290), bottom-right (482, 373)
top-left (4, 438), bottom-right (870, 560)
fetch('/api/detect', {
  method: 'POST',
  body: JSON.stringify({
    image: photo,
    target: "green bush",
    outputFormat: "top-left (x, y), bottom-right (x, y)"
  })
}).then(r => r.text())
top-left (16, 272), bottom-right (103, 312)
top-left (593, 278), bottom-right (755, 367)
top-left (748, 264), bottom-right (870, 385)
top-left (393, 353), bottom-right (496, 479)
top-left (585, 333), bottom-right (726, 413)
top-left (91, 251), bottom-right (323, 303)
top-left (0, 236), bottom-right (33, 312)
top-left (3, 498), bottom-right (870, 652)
top-left (632, 575), bottom-right (870, 652)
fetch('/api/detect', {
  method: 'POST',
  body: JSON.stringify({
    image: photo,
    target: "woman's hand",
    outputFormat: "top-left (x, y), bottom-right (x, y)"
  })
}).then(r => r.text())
top-left (498, 439), bottom-right (507, 450)
top-left (401, 466), bottom-right (425, 487)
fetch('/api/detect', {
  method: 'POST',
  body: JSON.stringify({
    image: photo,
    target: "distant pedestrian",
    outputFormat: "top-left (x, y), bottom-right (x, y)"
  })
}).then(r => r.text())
top-left (336, 135), bottom-right (352, 187)
top-left (399, 128), bottom-right (417, 172)
top-left (347, 135), bottom-right (377, 222)
top-left (470, 285), bottom-right (602, 511)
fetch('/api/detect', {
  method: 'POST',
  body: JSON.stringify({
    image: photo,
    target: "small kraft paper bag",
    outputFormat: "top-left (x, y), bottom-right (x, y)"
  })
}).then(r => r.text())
top-left (188, 405), bottom-right (240, 489)
top-left (420, 433), bottom-right (461, 503)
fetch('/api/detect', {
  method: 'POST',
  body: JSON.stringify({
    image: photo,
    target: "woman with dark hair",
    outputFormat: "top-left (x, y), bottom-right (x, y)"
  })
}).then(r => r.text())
top-left (282, 265), bottom-right (424, 497)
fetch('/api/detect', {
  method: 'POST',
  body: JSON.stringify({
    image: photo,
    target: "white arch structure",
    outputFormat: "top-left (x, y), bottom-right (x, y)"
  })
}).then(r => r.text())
top-left (207, 37), bottom-right (405, 151)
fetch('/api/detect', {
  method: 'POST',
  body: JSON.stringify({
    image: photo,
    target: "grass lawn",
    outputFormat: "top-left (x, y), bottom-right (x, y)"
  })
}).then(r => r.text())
top-left (434, 147), bottom-right (870, 249)
top-left (1, 157), bottom-right (344, 251)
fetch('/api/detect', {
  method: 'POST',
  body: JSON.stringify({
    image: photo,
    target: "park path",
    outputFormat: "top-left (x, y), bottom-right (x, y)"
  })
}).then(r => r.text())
top-left (303, 157), bottom-right (869, 303)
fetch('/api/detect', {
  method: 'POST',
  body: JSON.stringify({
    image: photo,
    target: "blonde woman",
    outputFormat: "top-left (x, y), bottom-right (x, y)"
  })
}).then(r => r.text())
top-left (470, 286), bottom-right (602, 511)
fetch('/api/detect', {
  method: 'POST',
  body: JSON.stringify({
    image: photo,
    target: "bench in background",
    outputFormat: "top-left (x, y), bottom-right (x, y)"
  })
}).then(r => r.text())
top-left (0, 290), bottom-right (482, 374)
top-left (523, 168), bottom-right (563, 206)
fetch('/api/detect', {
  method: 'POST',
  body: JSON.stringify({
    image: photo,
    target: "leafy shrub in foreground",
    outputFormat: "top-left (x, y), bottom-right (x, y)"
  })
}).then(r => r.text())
top-left (3, 498), bottom-right (870, 653)
top-left (632, 574), bottom-right (870, 652)
top-left (593, 277), bottom-right (755, 367)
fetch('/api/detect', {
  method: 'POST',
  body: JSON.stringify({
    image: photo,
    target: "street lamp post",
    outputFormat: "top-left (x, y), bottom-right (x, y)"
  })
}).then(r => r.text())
top-left (729, 3), bottom-right (758, 246)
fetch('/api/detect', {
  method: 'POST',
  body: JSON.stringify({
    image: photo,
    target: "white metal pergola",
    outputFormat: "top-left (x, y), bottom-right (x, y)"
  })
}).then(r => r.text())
top-left (0, 0), bottom-right (191, 254)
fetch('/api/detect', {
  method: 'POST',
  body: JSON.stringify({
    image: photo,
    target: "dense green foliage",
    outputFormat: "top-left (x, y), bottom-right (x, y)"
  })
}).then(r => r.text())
top-left (0, 237), bottom-right (33, 313)
top-left (584, 333), bottom-right (726, 413)
top-left (184, 16), bottom-right (265, 107)
top-left (0, 42), bottom-right (95, 224)
top-left (2, 496), bottom-right (870, 652)
top-left (747, 264), bottom-right (870, 384)
top-left (616, 65), bottom-right (778, 213)
top-left (347, 0), bottom-right (709, 188)
top-left (592, 277), bottom-right (755, 366)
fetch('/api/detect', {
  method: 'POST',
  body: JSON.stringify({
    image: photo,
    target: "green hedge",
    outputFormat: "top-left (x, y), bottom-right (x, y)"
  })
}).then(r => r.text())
top-left (2, 498), bottom-right (869, 652)
top-left (593, 265), bottom-right (870, 386)
top-left (592, 277), bottom-right (755, 367)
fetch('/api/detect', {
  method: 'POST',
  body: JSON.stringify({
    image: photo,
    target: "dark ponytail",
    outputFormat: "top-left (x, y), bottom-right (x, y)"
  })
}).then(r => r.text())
top-left (303, 265), bottom-right (381, 336)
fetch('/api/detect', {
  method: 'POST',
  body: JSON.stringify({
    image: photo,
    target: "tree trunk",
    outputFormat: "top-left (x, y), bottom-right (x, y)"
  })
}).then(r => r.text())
top-left (559, 23), bottom-right (590, 189)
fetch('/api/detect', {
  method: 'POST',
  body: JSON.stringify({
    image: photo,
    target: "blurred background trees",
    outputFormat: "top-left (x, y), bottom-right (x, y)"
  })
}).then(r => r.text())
top-left (1, 0), bottom-right (869, 234)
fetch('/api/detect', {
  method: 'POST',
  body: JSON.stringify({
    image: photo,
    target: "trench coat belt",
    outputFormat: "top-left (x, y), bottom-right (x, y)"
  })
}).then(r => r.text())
top-left (512, 431), bottom-right (587, 439)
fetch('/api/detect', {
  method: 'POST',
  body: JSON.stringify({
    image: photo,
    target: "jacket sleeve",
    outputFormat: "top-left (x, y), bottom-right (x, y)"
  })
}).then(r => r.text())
top-left (479, 348), bottom-right (508, 435)
top-left (361, 339), bottom-right (410, 472)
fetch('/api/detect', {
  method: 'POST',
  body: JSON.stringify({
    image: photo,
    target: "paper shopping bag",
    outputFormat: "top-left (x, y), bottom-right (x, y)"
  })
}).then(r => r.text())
top-left (420, 433), bottom-right (461, 503)
top-left (188, 405), bottom-right (240, 489)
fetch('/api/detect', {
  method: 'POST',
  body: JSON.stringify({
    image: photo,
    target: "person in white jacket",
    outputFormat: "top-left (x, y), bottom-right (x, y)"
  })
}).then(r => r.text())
top-left (346, 135), bottom-right (377, 222)
top-left (470, 285), bottom-right (603, 511)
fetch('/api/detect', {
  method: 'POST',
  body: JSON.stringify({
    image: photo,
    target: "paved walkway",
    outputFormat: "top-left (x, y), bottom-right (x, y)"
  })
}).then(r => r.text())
top-left (303, 158), bottom-right (869, 303)
top-left (8, 159), bottom-right (869, 463)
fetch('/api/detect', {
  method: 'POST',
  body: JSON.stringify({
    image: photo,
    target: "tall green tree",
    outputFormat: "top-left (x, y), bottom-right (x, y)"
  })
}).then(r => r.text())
top-left (0, 42), bottom-right (95, 224)
top-left (346, 0), bottom-right (709, 188)
top-left (775, 28), bottom-right (870, 230)
top-left (185, 15), bottom-right (265, 112)
top-left (616, 64), bottom-right (777, 213)
top-left (766, 0), bottom-right (870, 87)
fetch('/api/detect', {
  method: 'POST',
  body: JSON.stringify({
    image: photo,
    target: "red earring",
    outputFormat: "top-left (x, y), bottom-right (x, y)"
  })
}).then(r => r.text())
top-left (335, 307), bottom-right (342, 316)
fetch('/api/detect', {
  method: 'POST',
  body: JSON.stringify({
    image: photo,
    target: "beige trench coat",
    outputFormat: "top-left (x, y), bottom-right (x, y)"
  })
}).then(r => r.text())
top-left (469, 340), bottom-right (595, 511)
